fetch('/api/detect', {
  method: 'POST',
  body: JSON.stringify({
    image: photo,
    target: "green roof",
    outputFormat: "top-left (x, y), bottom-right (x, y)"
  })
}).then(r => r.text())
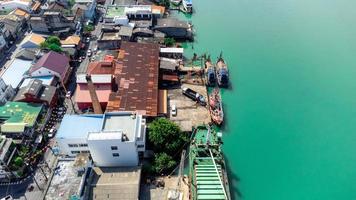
top-left (0, 102), bottom-right (43, 129)
top-left (106, 6), bottom-right (125, 18)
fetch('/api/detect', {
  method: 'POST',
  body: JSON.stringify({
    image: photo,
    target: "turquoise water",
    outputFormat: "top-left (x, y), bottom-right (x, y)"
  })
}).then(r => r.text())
top-left (178, 0), bottom-right (356, 199)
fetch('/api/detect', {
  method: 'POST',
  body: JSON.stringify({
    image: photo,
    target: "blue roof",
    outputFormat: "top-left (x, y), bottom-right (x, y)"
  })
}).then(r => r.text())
top-left (20, 75), bottom-right (55, 88)
top-left (1, 59), bottom-right (32, 88)
top-left (56, 115), bottom-right (104, 139)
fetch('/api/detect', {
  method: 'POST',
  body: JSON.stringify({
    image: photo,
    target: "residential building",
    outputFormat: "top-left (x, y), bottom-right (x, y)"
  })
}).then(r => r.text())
top-left (15, 48), bottom-right (38, 60)
top-left (0, 14), bottom-right (25, 40)
top-left (106, 42), bottom-right (160, 116)
top-left (151, 5), bottom-right (165, 19)
top-left (71, 0), bottom-right (96, 21)
top-left (75, 61), bottom-right (113, 101)
top-left (105, 5), bottom-right (152, 25)
top-left (0, 77), bottom-right (15, 105)
top-left (76, 74), bottom-right (112, 111)
top-left (29, 11), bottom-right (75, 35)
top-left (13, 79), bottom-right (57, 107)
top-left (56, 112), bottom-right (146, 167)
top-left (60, 35), bottom-right (81, 58)
top-left (0, 0), bottom-right (32, 12)
top-left (10, 7), bottom-right (30, 19)
top-left (97, 31), bottom-right (121, 49)
top-left (0, 102), bottom-right (43, 138)
top-left (0, 58), bottom-right (33, 89)
top-left (29, 51), bottom-right (71, 84)
top-left (19, 33), bottom-right (45, 49)
top-left (153, 18), bottom-right (192, 39)
top-left (118, 26), bottom-right (133, 41)
top-left (88, 167), bottom-right (141, 200)
top-left (0, 136), bottom-right (16, 178)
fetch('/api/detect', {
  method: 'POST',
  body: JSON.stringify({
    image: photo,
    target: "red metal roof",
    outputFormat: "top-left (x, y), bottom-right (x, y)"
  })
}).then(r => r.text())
top-left (31, 51), bottom-right (70, 78)
top-left (106, 42), bottom-right (160, 116)
top-left (87, 61), bottom-right (114, 75)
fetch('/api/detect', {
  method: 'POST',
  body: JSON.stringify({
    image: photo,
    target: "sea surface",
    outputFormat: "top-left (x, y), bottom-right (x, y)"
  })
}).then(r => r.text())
top-left (177, 0), bottom-right (356, 199)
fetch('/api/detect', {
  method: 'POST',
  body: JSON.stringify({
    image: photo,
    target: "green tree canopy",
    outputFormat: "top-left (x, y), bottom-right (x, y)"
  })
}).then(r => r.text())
top-left (84, 24), bottom-right (94, 33)
top-left (152, 152), bottom-right (176, 174)
top-left (148, 118), bottom-right (188, 155)
top-left (158, 0), bottom-right (170, 8)
top-left (40, 36), bottom-right (62, 52)
top-left (14, 156), bottom-right (24, 168)
top-left (164, 37), bottom-right (175, 47)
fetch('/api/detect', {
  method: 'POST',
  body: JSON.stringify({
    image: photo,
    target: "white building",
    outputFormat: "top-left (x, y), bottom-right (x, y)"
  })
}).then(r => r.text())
top-left (56, 112), bottom-right (146, 167)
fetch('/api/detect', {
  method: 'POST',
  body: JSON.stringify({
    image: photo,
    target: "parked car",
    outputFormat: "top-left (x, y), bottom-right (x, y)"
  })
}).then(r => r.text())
top-left (171, 105), bottom-right (177, 116)
top-left (86, 37), bottom-right (90, 43)
top-left (87, 49), bottom-right (92, 57)
top-left (66, 91), bottom-right (71, 98)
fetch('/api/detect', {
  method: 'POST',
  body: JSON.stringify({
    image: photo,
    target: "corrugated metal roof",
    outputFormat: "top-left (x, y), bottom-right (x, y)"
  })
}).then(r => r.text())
top-left (1, 58), bottom-right (32, 88)
top-left (106, 42), bottom-right (159, 116)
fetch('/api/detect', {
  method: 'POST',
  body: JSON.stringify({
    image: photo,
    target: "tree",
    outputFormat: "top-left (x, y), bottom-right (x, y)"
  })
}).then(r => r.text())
top-left (14, 157), bottom-right (24, 168)
top-left (164, 37), bottom-right (175, 47)
top-left (158, 0), bottom-right (170, 8)
top-left (40, 36), bottom-right (62, 52)
top-left (152, 152), bottom-right (176, 174)
top-left (84, 24), bottom-right (94, 33)
top-left (148, 118), bottom-right (188, 155)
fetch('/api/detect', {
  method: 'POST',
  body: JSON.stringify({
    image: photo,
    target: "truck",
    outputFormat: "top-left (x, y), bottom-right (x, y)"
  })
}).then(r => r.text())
top-left (182, 87), bottom-right (207, 106)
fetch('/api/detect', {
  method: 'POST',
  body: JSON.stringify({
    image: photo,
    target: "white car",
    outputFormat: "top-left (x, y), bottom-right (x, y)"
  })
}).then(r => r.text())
top-left (171, 105), bottom-right (177, 116)
top-left (87, 49), bottom-right (92, 57)
top-left (65, 91), bottom-right (71, 98)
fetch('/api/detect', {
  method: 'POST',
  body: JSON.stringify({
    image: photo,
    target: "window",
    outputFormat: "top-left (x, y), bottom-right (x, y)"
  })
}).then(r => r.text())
top-left (112, 153), bottom-right (120, 157)
top-left (79, 144), bottom-right (88, 147)
top-left (68, 144), bottom-right (78, 147)
top-left (71, 151), bottom-right (80, 154)
top-left (81, 151), bottom-right (90, 153)
top-left (137, 145), bottom-right (144, 148)
top-left (111, 146), bottom-right (118, 150)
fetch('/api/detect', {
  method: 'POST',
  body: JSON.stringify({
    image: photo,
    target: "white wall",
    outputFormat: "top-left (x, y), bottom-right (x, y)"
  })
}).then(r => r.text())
top-left (31, 68), bottom-right (60, 79)
top-left (57, 137), bottom-right (89, 156)
top-left (88, 138), bottom-right (139, 167)
top-left (0, 1), bottom-right (30, 12)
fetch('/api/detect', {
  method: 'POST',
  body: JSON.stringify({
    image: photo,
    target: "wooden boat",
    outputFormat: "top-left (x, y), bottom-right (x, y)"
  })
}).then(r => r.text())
top-left (205, 59), bottom-right (216, 86)
top-left (216, 53), bottom-right (229, 88)
top-left (209, 87), bottom-right (224, 125)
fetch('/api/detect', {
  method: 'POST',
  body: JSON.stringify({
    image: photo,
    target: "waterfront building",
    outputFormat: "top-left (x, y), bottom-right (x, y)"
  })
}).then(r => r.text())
top-left (153, 18), bottom-right (192, 39)
top-left (56, 112), bottom-right (146, 167)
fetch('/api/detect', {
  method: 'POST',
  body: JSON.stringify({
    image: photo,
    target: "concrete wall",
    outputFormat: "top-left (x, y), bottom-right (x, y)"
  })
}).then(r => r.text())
top-left (57, 137), bottom-right (89, 156)
top-left (88, 138), bottom-right (139, 167)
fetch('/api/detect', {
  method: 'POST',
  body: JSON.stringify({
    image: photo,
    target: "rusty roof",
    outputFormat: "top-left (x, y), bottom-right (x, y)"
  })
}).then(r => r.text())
top-left (87, 61), bottom-right (114, 75)
top-left (106, 42), bottom-right (160, 116)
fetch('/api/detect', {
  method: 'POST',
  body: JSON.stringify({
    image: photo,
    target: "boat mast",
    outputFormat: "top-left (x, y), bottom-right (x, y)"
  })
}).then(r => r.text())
top-left (209, 149), bottom-right (228, 200)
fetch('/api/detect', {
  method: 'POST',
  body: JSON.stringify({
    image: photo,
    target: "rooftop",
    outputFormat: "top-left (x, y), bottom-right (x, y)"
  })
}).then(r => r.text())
top-left (106, 6), bottom-right (125, 18)
top-left (89, 166), bottom-right (141, 200)
top-left (100, 32), bottom-right (121, 41)
top-left (30, 51), bottom-right (70, 78)
top-left (76, 74), bottom-right (112, 84)
top-left (118, 26), bottom-right (133, 37)
top-left (0, 102), bottom-right (43, 132)
top-left (57, 112), bottom-right (142, 141)
top-left (60, 35), bottom-right (81, 46)
top-left (155, 18), bottom-right (190, 29)
top-left (13, 79), bottom-right (57, 104)
top-left (46, 159), bottom-right (88, 200)
top-left (20, 75), bottom-right (54, 87)
top-left (106, 42), bottom-right (160, 116)
top-left (87, 61), bottom-right (114, 75)
top-left (75, 83), bottom-right (111, 104)
top-left (20, 33), bottom-right (46, 46)
top-left (0, 58), bottom-right (32, 88)
top-left (56, 115), bottom-right (103, 139)
top-left (11, 8), bottom-right (29, 18)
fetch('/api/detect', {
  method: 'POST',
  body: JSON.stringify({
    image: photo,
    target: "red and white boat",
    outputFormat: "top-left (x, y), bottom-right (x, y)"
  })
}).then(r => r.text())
top-left (209, 88), bottom-right (224, 125)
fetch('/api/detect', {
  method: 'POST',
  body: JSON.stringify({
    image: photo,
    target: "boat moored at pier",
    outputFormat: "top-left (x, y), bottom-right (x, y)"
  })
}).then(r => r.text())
top-left (205, 59), bottom-right (216, 86)
top-left (189, 125), bottom-right (231, 200)
top-left (182, 0), bottom-right (192, 13)
top-left (209, 87), bottom-right (224, 125)
top-left (216, 54), bottom-right (229, 88)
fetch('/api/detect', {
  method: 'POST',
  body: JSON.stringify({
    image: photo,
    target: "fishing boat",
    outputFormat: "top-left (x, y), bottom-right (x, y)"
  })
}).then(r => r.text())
top-left (216, 54), bottom-right (229, 88)
top-left (189, 125), bottom-right (231, 200)
top-left (209, 88), bottom-right (224, 125)
top-left (182, 0), bottom-right (192, 13)
top-left (205, 59), bottom-right (216, 86)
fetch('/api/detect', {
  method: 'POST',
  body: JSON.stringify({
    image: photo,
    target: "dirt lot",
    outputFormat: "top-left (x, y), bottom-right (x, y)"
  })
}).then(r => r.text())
top-left (168, 83), bottom-right (211, 132)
